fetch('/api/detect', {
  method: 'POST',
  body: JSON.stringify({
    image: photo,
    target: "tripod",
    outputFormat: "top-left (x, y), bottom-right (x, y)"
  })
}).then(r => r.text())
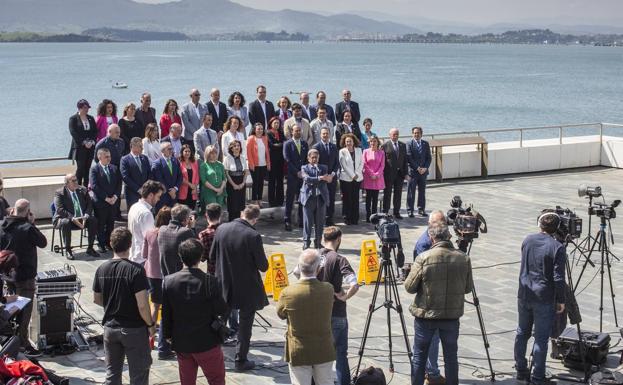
top-left (354, 245), bottom-right (413, 381)
top-left (462, 239), bottom-right (496, 382)
top-left (574, 196), bottom-right (597, 255)
top-left (573, 216), bottom-right (619, 332)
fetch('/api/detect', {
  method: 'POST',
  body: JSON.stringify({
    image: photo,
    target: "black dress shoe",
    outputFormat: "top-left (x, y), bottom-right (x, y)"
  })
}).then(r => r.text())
top-left (325, 219), bottom-right (335, 226)
top-left (86, 248), bottom-right (100, 258)
top-left (408, 211), bottom-right (415, 218)
top-left (285, 222), bottom-right (292, 231)
top-left (65, 249), bottom-right (74, 260)
top-left (97, 245), bottom-right (107, 254)
top-left (394, 213), bottom-right (404, 219)
top-left (303, 242), bottom-right (310, 250)
top-left (418, 209), bottom-right (426, 216)
top-left (234, 359), bottom-right (256, 371)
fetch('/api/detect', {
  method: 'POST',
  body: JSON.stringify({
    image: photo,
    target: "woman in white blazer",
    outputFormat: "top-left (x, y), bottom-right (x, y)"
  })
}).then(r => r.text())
top-left (339, 133), bottom-right (364, 225)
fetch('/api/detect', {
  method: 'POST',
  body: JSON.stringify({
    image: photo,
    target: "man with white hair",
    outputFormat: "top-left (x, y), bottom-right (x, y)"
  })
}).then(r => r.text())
top-left (160, 123), bottom-right (188, 158)
top-left (0, 198), bottom-right (47, 355)
top-left (181, 88), bottom-right (208, 145)
top-left (207, 88), bottom-right (228, 133)
top-left (150, 142), bottom-right (182, 211)
top-left (94, 123), bottom-right (126, 168)
top-left (277, 249), bottom-right (335, 385)
top-left (382, 127), bottom-right (409, 218)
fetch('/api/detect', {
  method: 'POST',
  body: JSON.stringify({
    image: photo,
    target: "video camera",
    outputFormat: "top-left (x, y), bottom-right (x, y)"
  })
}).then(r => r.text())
top-left (369, 213), bottom-right (405, 267)
top-left (589, 200), bottom-right (620, 220)
top-left (539, 206), bottom-right (583, 241)
top-left (446, 196), bottom-right (487, 243)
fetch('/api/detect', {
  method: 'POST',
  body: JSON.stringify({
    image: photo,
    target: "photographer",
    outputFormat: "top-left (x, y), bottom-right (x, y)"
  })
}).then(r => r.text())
top-left (514, 213), bottom-right (566, 385)
top-left (405, 221), bottom-right (473, 385)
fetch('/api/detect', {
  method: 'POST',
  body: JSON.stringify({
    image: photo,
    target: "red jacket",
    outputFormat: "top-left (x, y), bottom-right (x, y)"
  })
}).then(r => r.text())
top-left (178, 159), bottom-right (200, 200)
top-left (246, 135), bottom-right (271, 170)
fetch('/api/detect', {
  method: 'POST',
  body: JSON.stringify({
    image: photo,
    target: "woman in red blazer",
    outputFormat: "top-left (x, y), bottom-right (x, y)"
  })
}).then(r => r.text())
top-left (177, 144), bottom-right (200, 209)
top-left (159, 99), bottom-right (182, 139)
top-left (95, 99), bottom-right (118, 141)
top-left (246, 123), bottom-right (271, 206)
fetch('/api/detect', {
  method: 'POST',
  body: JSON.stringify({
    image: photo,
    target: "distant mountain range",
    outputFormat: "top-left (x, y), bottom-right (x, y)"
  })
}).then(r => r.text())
top-left (0, 0), bottom-right (419, 38)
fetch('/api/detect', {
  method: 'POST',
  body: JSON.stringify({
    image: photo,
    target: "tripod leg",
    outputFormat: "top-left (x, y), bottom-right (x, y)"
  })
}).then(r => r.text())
top-left (471, 284), bottom-right (495, 381)
top-left (564, 250), bottom-right (590, 382)
top-left (385, 271), bottom-right (394, 372)
top-left (604, 249), bottom-right (620, 328)
top-left (574, 230), bottom-right (601, 292)
top-left (598, 230), bottom-right (605, 333)
top-left (387, 266), bottom-right (414, 364)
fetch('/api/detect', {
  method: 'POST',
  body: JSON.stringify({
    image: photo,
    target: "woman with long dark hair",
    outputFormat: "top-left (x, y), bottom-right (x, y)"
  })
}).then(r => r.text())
top-left (68, 99), bottom-right (97, 186)
top-left (266, 116), bottom-right (285, 207)
top-left (362, 136), bottom-right (385, 222)
top-left (227, 91), bottom-right (250, 136)
top-left (95, 99), bottom-right (118, 141)
top-left (177, 144), bottom-right (200, 209)
top-left (246, 123), bottom-right (271, 206)
top-left (159, 99), bottom-right (181, 138)
top-left (338, 133), bottom-right (363, 225)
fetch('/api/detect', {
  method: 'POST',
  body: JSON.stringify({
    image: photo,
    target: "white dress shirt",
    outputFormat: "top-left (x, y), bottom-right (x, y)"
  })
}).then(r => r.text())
top-left (127, 199), bottom-right (154, 264)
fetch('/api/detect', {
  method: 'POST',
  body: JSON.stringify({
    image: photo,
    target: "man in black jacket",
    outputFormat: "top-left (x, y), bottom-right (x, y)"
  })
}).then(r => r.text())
top-left (210, 205), bottom-right (268, 371)
top-left (248, 85), bottom-right (276, 130)
top-left (0, 199), bottom-right (47, 354)
top-left (162, 238), bottom-right (228, 385)
top-left (335, 89), bottom-right (361, 129)
top-left (206, 88), bottom-right (228, 133)
top-left (382, 128), bottom-right (409, 219)
top-left (158, 204), bottom-right (196, 278)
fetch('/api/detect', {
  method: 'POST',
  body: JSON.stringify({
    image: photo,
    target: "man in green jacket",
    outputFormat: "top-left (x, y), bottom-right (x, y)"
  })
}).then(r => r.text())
top-left (405, 221), bottom-right (473, 385)
top-left (277, 249), bottom-right (336, 385)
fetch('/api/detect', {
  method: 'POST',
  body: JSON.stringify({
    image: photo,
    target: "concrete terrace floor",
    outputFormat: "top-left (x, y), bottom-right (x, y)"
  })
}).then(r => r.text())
top-left (33, 166), bottom-right (623, 385)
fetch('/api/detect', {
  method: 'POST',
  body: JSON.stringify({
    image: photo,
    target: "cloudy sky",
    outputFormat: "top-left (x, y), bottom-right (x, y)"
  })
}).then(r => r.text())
top-left (138, 0), bottom-right (622, 26)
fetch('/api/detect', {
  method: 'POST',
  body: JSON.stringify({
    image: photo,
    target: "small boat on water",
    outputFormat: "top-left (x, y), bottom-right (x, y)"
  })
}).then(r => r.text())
top-left (112, 82), bottom-right (128, 89)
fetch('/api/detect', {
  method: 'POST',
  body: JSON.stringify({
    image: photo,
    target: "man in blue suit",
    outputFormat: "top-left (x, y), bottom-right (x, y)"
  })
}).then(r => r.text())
top-left (283, 124), bottom-right (308, 232)
top-left (120, 137), bottom-right (151, 211)
top-left (89, 148), bottom-right (122, 252)
top-left (151, 142), bottom-right (183, 212)
top-left (300, 149), bottom-right (331, 250)
top-left (310, 91), bottom-right (336, 125)
top-left (406, 126), bottom-right (432, 217)
top-left (312, 127), bottom-right (339, 226)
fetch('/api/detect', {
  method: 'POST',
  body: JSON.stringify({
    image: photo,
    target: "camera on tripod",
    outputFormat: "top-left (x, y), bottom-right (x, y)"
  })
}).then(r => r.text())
top-left (369, 213), bottom-right (405, 267)
top-left (539, 206), bottom-right (583, 240)
top-left (446, 196), bottom-right (487, 242)
top-left (589, 200), bottom-right (620, 220)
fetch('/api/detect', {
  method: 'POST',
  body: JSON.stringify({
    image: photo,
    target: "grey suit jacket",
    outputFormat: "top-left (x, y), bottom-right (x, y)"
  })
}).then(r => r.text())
top-left (158, 220), bottom-right (196, 277)
top-left (193, 127), bottom-right (219, 161)
top-left (181, 102), bottom-right (209, 141)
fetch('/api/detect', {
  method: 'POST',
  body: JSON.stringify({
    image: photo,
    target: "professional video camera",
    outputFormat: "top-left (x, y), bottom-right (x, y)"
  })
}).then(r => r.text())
top-left (446, 196), bottom-right (487, 243)
top-left (369, 213), bottom-right (405, 267)
top-left (589, 200), bottom-right (620, 220)
top-left (539, 206), bottom-right (583, 240)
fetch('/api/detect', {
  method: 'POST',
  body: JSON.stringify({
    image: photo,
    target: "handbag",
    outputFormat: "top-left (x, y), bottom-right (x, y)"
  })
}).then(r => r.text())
top-left (205, 273), bottom-right (230, 344)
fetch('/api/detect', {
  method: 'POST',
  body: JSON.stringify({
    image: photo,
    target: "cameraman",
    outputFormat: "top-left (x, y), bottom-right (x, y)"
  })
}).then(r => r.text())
top-left (405, 221), bottom-right (473, 385)
top-left (514, 213), bottom-right (566, 385)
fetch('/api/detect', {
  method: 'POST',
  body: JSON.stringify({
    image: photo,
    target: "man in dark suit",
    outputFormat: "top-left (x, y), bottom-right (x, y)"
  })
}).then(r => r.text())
top-left (120, 138), bottom-right (151, 211)
top-left (68, 99), bottom-right (97, 187)
top-left (335, 89), bottom-right (361, 129)
top-left (158, 205), bottom-right (196, 278)
top-left (406, 127), bottom-right (432, 217)
top-left (283, 124), bottom-right (309, 231)
top-left (312, 127), bottom-right (339, 226)
top-left (310, 91), bottom-right (335, 125)
top-left (53, 173), bottom-right (99, 259)
top-left (248, 85), bottom-right (276, 131)
top-left (162, 238), bottom-right (228, 385)
top-left (94, 123), bottom-right (126, 169)
top-left (160, 123), bottom-right (189, 158)
top-left (382, 128), bottom-right (409, 219)
top-left (135, 92), bottom-right (157, 132)
top-left (209, 205), bottom-right (268, 371)
top-left (206, 88), bottom-right (228, 133)
top-left (334, 110), bottom-right (362, 147)
top-left (300, 149), bottom-right (331, 250)
top-left (151, 142), bottom-right (183, 212)
top-left (89, 148), bottom-right (122, 252)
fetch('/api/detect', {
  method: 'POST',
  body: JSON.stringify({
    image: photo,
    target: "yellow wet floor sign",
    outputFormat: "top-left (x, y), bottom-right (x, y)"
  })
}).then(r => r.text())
top-left (263, 253), bottom-right (289, 301)
top-left (357, 240), bottom-right (380, 284)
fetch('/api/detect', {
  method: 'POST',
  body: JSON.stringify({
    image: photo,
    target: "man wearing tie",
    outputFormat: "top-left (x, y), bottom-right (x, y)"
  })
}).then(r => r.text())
top-left (206, 88), bottom-right (229, 133)
top-left (406, 127), bottom-right (432, 217)
top-left (248, 85), bottom-right (276, 131)
top-left (312, 127), bottom-right (339, 226)
top-left (181, 88), bottom-right (208, 147)
top-left (335, 89), bottom-right (361, 130)
top-left (160, 123), bottom-right (188, 158)
top-left (120, 137), bottom-right (151, 211)
top-left (53, 173), bottom-right (99, 259)
top-left (193, 113), bottom-right (219, 161)
top-left (382, 128), bottom-right (409, 219)
top-left (300, 149), bottom-right (331, 250)
top-left (89, 148), bottom-right (122, 252)
top-left (283, 124), bottom-right (309, 232)
top-left (150, 142), bottom-right (183, 212)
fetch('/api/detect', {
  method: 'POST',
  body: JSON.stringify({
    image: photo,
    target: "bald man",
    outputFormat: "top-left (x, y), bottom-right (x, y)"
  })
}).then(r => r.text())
top-left (94, 123), bottom-right (126, 168)
top-left (382, 128), bottom-right (409, 218)
top-left (335, 89), bottom-right (361, 129)
top-left (181, 88), bottom-right (208, 144)
top-left (207, 88), bottom-right (229, 133)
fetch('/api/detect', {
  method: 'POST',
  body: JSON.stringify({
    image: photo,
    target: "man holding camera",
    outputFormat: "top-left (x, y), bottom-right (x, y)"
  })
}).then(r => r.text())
top-left (514, 213), bottom-right (566, 385)
top-left (405, 221), bottom-right (473, 385)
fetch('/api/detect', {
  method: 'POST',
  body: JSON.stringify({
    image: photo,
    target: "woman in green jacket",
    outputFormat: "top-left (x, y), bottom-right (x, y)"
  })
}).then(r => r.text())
top-left (199, 145), bottom-right (227, 213)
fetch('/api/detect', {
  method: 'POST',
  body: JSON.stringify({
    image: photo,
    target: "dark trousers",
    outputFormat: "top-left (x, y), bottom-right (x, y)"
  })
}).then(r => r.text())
top-left (412, 318), bottom-right (460, 385)
top-left (326, 180), bottom-right (337, 221)
top-left (94, 203), bottom-right (115, 247)
top-left (340, 180), bottom-right (360, 224)
top-left (407, 173), bottom-right (427, 212)
top-left (382, 176), bottom-right (404, 215)
top-left (177, 347), bottom-right (225, 385)
top-left (365, 189), bottom-right (380, 220)
top-left (514, 300), bottom-right (556, 383)
top-left (250, 166), bottom-right (267, 201)
top-left (236, 308), bottom-right (255, 362)
top-left (75, 151), bottom-right (94, 187)
top-left (6, 279), bottom-right (35, 348)
top-left (55, 216), bottom-right (97, 250)
top-left (103, 326), bottom-right (152, 385)
top-left (226, 175), bottom-right (245, 222)
top-left (285, 176), bottom-right (303, 224)
top-left (302, 195), bottom-right (326, 245)
top-left (268, 164), bottom-right (284, 207)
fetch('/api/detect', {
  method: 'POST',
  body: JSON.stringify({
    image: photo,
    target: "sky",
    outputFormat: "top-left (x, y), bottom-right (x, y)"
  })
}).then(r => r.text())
top-left (137, 0), bottom-right (623, 26)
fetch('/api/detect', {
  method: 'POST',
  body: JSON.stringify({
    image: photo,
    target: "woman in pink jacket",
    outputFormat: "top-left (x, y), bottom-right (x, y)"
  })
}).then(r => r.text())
top-left (246, 123), bottom-right (271, 206)
top-left (362, 135), bottom-right (385, 222)
top-left (177, 144), bottom-right (200, 209)
top-left (95, 99), bottom-right (118, 141)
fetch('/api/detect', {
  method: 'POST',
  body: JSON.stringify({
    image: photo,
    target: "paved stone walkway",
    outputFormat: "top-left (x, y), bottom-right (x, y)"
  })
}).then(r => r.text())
top-left (32, 166), bottom-right (623, 385)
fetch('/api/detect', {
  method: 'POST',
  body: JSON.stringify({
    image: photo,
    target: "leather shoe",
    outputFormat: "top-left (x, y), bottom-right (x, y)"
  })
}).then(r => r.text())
top-left (65, 249), bottom-right (74, 260)
top-left (418, 209), bottom-right (426, 216)
top-left (284, 222), bottom-right (292, 231)
top-left (302, 242), bottom-right (310, 250)
top-left (325, 219), bottom-right (335, 226)
top-left (408, 211), bottom-right (415, 218)
top-left (234, 359), bottom-right (256, 371)
top-left (97, 245), bottom-right (107, 254)
top-left (86, 247), bottom-right (100, 258)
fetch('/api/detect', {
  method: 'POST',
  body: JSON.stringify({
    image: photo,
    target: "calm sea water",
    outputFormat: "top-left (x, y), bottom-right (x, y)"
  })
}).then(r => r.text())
top-left (1, 41), bottom-right (622, 161)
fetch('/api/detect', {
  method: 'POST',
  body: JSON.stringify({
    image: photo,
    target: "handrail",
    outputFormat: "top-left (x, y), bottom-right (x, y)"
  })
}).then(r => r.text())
top-left (1, 122), bottom-right (622, 165)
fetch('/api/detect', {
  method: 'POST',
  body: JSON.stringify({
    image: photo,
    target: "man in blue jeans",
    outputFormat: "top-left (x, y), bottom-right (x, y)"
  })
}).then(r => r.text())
top-left (405, 221), bottom-right (473, 385)
top-left (514, 213), bottom-right (566, 384)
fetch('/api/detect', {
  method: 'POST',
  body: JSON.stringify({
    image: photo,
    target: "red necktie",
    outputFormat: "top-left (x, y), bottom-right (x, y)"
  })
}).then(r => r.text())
top-left (282, 110), bottom-right (287, 121)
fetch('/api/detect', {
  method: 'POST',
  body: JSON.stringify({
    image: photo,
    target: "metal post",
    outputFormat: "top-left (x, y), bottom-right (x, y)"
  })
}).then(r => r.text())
top-left (520, 129), bottom-right (523, 148)
top-left (559, 126), bottom-right (563, 145)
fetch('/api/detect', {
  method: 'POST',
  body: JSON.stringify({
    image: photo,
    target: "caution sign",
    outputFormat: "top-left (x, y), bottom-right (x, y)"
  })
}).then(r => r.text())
top-left (357, 240), bottom-right (380, 284)
top-left (263, 253), bottom-right (290, 301)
